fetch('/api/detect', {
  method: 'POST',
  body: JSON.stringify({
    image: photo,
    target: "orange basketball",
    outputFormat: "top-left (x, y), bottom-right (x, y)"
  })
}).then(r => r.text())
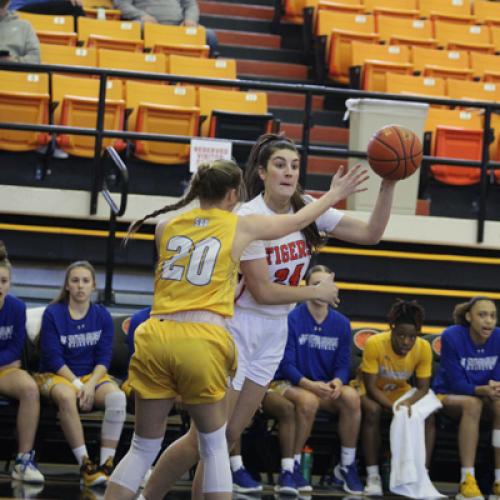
top-left (366, 125), bottom-right (423, 180)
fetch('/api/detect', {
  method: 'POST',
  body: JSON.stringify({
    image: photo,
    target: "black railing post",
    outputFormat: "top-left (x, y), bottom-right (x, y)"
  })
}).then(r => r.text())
top-left (477, 106), bottom-right (492, 244)
top-left (104, 210), bottom-right (117, 305)
top-left (90, 73), bottom-right (108, 215)
top-left (300, 90), bottom-right (313, 188)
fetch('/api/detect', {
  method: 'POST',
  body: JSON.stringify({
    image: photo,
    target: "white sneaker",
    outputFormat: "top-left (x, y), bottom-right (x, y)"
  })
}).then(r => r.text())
top-left (364, 474), bottom-right (383, 496)
top-left (11, 451), bottom-right (45, 483)
top-left (36, 144), bottom-right (69, 159)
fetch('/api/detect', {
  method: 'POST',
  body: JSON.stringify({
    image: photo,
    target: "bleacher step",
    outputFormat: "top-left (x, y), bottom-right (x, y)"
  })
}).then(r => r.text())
top-left (201, 13), bottom-right (272, 33)
top-left (219, 44), bottom-right (304, 64)
top-left (199, 1), bottom-right (274, 20)
top-left (266, 91), bottom-right (325, 110)
top-left (215, 29), bottom-right (281, 49)
top-left (237, 59), bottom-right (309, 80)
top-left (281, 123), bottom-right (349, 145)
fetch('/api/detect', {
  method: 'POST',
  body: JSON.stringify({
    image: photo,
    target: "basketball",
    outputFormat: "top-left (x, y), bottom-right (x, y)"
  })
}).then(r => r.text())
top-left (366, 125), bottom-right (423, 180)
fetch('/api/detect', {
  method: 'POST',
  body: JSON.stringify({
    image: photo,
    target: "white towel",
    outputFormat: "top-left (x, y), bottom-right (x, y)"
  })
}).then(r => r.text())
top-left (389, 388), bottom-right (446, 499)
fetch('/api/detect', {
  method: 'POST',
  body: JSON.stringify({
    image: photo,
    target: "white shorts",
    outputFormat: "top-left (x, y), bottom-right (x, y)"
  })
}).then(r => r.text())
top-left (227, 308), bottom-right (288, 391)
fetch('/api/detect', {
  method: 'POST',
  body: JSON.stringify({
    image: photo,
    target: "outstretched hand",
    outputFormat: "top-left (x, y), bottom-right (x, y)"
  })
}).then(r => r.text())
top-left (328, 164), bottom-right (369, 204)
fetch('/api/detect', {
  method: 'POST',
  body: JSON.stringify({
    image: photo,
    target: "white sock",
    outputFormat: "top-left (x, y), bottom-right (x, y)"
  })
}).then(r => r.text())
top-left (137, 495), bottom-right (146, 500)
top-left (281, 458), bottom-right (294, 473)
top-left (495, 469), bottom-right (500, 482)
top-left (461, 467), bottom-right (475, 482)
top-left (100, 446), bottom-right (115, 465)
top-left (16, 452), bottom-right (31, 461)
top-left (72, 445), bottom-right (88, 465)
top-left (294, 453), bottom-right (301, 465)
top-left (230, 455), bottom-right (243, 472)
top-left (367, 465), bottom-right (380, 477)
top-left (341, 446), bottom-right (356, 467)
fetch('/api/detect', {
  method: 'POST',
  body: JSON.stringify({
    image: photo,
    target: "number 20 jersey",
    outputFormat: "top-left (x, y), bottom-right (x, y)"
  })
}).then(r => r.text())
top-left (235, 194), bottom-right (344, 318)
top-left (152, 207), bottom-right (239, 318)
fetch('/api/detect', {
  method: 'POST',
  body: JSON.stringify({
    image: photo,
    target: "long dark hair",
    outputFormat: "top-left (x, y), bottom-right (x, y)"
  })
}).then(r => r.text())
top-left (127, 159), bottom-right (243, 238)
top-left (245, 133), bottom-right (323, 251)
top-left (388, 299), bottom-right (425, 332)
top-left (0, 241), bottom-right (11, 275)
top-left (453, 296), bottom-right (496, 326)
top-left (53, 260), bottom-right (96, 304)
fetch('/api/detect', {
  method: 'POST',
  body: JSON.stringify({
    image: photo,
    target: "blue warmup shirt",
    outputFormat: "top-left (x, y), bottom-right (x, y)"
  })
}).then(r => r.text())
top-left (274, 303), bottom-right (352, 385)
top-left (9, 0), bottom-right (49, 11)
top-left (127, 306), bottom-right (151, 360)
top-left (0, 295), bottom-right (27, 367)
top-left (39, 302), bottom-right (114, 376)
top-left (432, 324), bottom-right (500, 395)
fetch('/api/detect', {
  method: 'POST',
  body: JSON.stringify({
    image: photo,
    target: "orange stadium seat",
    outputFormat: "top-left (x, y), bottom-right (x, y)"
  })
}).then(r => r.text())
top-left (446, 78), bottom-right (500, 102)
top-left (17, 12), bottom-right (77, 46)
top-left (143, 24), bottom-right (209, 58)
top-left (283, 0), bottom-right (363, 24)
top-left (78, 17), bottom-right (144, 52)
top-left (419, 0), bottom-right (474, 23)
top-left (168, 55), bottom-right (237, 83)
top-left (82, 0), bottom-right (121, 20)
top-left (350, 41), bottom-right (412, 91)
top-left (40, 44), bottom-right (97, 69)
top-left (364, 0), bottom-right (419, 25)
top-left (377, 16), bottom-right (437, 47)
top-left (470, 52), bottom-right (500, 79)
top-left (52, 75), bottom-right (125, 157)
top-left (0, 71), bottom-right (49, 152)
top-left (490, 25), bottom-right (500, 52)
top-left (198, 87), bottom-right (269, 136)
top-left (385, 73), bottom-right (446, 98)
top-left (474, 0), bottom-right (500, 26)
top-left (432, 126), bottom-right (483, 185)
top-left (125, 81), bottom-right (199, 164)
top-left (316, 0), bottom-right (364, 15)
top-left (316, 10), bottom-right (378, 82)
top-left (412, 46), bottom-right (471, 79)
top-left (434, 21), bottom-right (494, 53)
top-left (97, 49), bottom-right (167, 78)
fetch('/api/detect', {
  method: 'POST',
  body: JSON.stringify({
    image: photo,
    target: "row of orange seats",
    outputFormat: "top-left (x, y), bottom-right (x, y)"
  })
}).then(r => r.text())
top-left (0, 71), bottom-right (269, 163)
top-left (285, 0), bottom-right (500, 25)
top-left (317, 10), bottom-right (500, 82)
top-left (346, 42), bottom-right (500, 93)
top-left (18, 12), bottom-right (210, 56)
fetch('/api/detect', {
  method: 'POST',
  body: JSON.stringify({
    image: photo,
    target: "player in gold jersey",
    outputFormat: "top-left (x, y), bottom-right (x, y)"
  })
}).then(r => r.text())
top-left (105, 159), bottom-right (368, 500)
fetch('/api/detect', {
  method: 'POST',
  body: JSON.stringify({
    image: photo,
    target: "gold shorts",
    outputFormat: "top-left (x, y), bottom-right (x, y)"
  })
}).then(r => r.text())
top-left (350, 379), bottom-right (411, 404)
top-left (129, 317), bottom-right (237, 405)
top-left (34, 372), bottom-right (113, 398)
top-left (120, 378), bottom-right (134, 399)
top-left (268, 380), bottom-right (292, 396)
top-left (0, 366), bottom-right (21, 380)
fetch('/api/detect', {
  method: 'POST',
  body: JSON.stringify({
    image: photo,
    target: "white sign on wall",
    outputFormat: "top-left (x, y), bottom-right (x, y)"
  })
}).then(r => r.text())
top-left (189, 138), bottom-right (233, 173)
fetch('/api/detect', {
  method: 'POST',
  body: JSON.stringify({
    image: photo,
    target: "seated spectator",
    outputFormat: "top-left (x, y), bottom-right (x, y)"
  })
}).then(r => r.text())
top-left (351, 299), bottom-right (434, 496)
top-left (113, 0), bottom-right (218, 56)
top-left (35, 260), bottom-right (127, 487)
top-left (0, 241), bottom-right (44, 483)
top-left (0, 0), bottom-right (40, 63)
top-left (432, 296), bottom-right (500, 500)
top-left (9, 0), bottom-right (84, 18)
top-left (261, 264), bottom-right (363, 495)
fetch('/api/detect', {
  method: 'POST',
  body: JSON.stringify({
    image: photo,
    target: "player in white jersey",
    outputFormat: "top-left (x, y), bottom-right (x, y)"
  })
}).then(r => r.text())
top-left (140, 134), bottom-right (397, 498)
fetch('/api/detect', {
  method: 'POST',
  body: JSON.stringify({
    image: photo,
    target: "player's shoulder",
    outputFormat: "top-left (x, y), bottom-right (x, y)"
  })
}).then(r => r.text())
top-left (4, 294), bottom-right (26, 311)
top-left (237, 194), bottom-right (267, 216)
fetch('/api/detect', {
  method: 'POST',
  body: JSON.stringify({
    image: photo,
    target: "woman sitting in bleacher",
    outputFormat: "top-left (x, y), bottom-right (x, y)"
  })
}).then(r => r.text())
top-left (0, 0), bottom-right (40, 63)
top-left (35, 260), bottom-right (126, 487)
top-left (0, 241), bottom-right (44, 483)
top-left (432, 296), bottom-right (500, 500)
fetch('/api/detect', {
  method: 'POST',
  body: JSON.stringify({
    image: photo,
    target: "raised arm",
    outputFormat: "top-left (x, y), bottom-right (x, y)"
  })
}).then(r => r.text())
top-left (328, 178), bottom-right (396, 245)
top-left (234, 165), bottom-right (368, 260)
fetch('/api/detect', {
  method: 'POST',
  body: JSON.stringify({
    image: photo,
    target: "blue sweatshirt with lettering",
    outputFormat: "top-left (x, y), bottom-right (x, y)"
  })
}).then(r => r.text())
top-left (127, 306), bottom-right (151, 360)
top-left (0, 295), bottom-right (26, 367)
top-left (39, 302), bottom-right (114, 376)
top-left (432, 324), bottom-right (500, 395)
top-left (274, 303), bottom-right (352, 385)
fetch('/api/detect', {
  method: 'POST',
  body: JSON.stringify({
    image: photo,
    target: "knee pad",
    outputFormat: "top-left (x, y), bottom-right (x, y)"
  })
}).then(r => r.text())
top-left (198, 424), bottom-right (232, 493)
top-left (493, 429), bottom-right (500, 448)
top-left (109, 433), bottom-right (162, 493)
top-left (102, 391), bottom-right (127, 441)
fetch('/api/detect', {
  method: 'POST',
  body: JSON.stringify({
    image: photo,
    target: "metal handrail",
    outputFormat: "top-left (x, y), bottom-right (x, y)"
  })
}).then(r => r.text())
top-left (1, 60), bottom-right (500, 243)
top-left (99, 146), bottom-right (129, 305)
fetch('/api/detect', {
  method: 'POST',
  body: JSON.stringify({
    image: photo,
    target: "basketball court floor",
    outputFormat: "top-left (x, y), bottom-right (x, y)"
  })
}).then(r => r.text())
top-left (0, 464), bottom-right (462, 500)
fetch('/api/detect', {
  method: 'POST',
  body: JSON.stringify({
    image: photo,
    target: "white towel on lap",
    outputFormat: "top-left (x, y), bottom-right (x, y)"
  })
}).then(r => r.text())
top-left (390, 388), bottom-right (446, 499)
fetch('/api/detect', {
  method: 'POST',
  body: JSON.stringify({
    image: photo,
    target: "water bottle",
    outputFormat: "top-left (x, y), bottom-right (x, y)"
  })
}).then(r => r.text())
top-left (300, 446), bottom-right (314, 483)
